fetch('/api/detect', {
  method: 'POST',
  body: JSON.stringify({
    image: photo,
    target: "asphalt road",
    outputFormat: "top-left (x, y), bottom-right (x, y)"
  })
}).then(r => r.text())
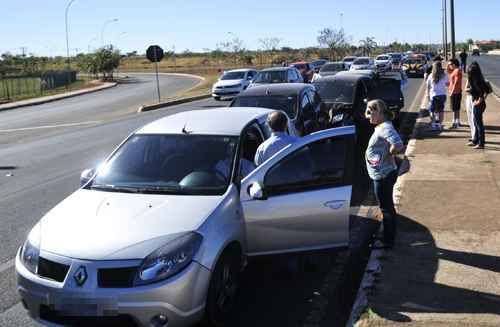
top-left (472, 54), bottom-right (500, 90)
top-left (0, 73), bottom-right (201, 146)
top-left (0, 77), bottom-right (423, 326)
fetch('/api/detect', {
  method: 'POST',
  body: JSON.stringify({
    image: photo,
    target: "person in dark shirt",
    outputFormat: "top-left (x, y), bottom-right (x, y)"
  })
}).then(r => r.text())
top-left (467, 62), bottom-right (492, 149)
top-left (459, 49), bottom-right (468, 73)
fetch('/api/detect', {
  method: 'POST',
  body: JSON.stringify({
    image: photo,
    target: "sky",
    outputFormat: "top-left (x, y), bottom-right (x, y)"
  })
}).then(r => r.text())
top-left (1, 0), bottom-right (499, 56)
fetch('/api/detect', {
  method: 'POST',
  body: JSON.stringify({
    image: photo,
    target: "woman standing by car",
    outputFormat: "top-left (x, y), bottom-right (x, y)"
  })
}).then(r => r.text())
top-left (365, 100), bottom-right (404, 249)
top-left (467, 62), bottom-right (493, 149)
top-left (426, 61), bottom-right (449, 130)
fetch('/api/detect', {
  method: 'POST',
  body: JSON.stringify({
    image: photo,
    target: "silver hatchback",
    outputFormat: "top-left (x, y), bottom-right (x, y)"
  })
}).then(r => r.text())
top-left (16, 107), bottom-right (354, 327)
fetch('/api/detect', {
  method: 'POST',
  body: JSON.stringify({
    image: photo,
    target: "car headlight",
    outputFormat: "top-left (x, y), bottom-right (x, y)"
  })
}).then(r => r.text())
top-left (21, 224), bottom-right (41, 274)
top-left (135, 232), bottom-right (203, 286)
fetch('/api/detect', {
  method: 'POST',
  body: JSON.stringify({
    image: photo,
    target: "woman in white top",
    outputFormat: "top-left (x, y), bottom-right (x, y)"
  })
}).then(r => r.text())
top-left (426, 61), bottom-right (449, 130)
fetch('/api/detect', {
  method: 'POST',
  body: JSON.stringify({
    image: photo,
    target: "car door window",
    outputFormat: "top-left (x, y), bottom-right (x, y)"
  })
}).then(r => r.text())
top-left (287, 70), bottom-right (294, 82)
top-left (263, 135), bottom-right (353, 196)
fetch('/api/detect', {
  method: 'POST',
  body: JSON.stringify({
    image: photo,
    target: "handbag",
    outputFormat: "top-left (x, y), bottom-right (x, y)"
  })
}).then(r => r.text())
top-left (394, 154), bottom-right (410, 176)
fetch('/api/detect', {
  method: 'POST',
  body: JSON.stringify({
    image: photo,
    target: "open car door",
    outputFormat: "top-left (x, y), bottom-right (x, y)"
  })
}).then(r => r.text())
top-left (240, 126), bottom-right (355, 255)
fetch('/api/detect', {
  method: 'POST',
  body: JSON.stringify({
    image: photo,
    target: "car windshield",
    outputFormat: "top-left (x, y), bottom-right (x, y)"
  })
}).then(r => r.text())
top-left (221, 71), bottom-right (246, 80)
top-left (253, 70), bottom-right (287, 83)
top-left (90, 134), bottom-right (238, 196)
top-left (390, 54), bottom-right (403, 60)
top-left (343, 57), bottom-right (356, 62)
top-left (320, 63), bottom-right (345, 72)
top-left (405, 58), bottom-right (424, 64)
top-left (376, 56), bottom-right (389, 60)
top-left (353, 58), bottom-right (369, 65)
top-left (314, 80), bottom-right (355, 104)
top-left (231, 95), bottom-right (297, 118)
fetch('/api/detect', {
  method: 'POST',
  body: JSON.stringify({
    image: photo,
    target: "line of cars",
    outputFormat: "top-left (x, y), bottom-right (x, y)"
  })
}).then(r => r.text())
top-left (16, 56), bottom-right (407, 327)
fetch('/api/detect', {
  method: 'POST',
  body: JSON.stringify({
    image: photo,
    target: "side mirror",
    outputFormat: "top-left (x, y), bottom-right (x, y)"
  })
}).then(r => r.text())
top-left (80, 168), bottom-right (96, 186)
top-left (248, 182), bottom-right (267, 200)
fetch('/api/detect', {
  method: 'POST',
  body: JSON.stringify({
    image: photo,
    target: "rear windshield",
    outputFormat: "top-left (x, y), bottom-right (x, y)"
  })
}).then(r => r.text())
top-left (353, 58), bottom-right (369, 65)
top-left (314, 80), bottom-right (355, 104)
top-left (390, 54), bottom-right (403, 60)
top-left (231, 95), bottom-right (297, 119)
top-left (253, 71), bottom-right (287, 84)
top-left (376, 56), bottom-right (389, 60)
top-left (320, 63), bottom-right (345, 72)
top-left (343, 57), bottom-right (356, 62)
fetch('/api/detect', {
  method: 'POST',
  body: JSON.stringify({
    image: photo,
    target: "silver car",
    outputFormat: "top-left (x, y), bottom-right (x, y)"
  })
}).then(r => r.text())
top-left (16, 107), bottom-right (355, 327)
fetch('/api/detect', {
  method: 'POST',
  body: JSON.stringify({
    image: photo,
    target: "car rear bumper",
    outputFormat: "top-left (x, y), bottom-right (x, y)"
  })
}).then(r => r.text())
top-left (16, 249), bottom-right (211, 327)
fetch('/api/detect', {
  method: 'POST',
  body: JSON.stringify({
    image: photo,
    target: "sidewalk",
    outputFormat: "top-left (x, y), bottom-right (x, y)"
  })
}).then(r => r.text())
top-left (0, 81), bottom-right (117, 112)
top-left (358, 95), bottom-right (500, 326)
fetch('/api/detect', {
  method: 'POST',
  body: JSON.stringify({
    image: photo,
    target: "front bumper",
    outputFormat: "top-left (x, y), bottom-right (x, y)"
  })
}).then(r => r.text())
top-left (16, 249), bottom-right (211, 327)
top-left (212, 87), bottom-right (243, 97)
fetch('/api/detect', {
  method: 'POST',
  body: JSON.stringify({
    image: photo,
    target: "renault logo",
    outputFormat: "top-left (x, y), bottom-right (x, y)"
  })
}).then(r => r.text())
top-left (73, 266), bottom-right (88, 286)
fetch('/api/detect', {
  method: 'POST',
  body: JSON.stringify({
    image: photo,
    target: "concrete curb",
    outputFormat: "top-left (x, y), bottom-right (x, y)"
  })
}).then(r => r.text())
top-left (0, 82), bottom-right (117, 112)
top-left (348, 81), bottom-right (426, 327)
top-left (137, 93), bottom-right (212, 113)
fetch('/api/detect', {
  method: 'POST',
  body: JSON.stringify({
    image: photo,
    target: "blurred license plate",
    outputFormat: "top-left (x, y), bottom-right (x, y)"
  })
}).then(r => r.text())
top-left (54, 303), bottom-right (99, 316)
top-left (410, 70), bottom-right (416, 73)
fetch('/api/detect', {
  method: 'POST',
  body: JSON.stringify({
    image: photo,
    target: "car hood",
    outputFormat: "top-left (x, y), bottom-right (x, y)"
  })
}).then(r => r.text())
top-left (39, 189), bottom-right (223, 260)
top-left (375, 60), bottom-right (391, 64)
top-left (214, 79), bottom-right (244, 87)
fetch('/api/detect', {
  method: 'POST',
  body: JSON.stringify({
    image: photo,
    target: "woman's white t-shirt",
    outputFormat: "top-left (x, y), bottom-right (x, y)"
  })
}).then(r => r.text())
top-left (426, 73), bottom-right (449, 98)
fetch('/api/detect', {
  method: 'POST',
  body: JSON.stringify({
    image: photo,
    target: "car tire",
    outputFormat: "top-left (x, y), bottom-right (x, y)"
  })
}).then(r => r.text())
top-left (204, 246), bottom-right (242, 327)
top-left (213, 96), bottom-right (221, 101)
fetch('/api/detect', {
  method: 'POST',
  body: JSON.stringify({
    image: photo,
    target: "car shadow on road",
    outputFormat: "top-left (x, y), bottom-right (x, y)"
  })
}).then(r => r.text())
top-left (368, 214), bottom-right (500, 322)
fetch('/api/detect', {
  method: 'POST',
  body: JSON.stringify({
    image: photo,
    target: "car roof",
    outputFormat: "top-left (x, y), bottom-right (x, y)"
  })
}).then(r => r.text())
top-left (136, 107), bottom-right (274, 136)
top-left (316, 72), bottom-right (364, 83)
top-left (224, 68), bottom-right (255, 73)
top-left (239, 83), bottom-right (312, 97)
top-left (290, 61), bottom-right (308, 65)
top-left (354, 57), bottom-right (371, 60)
top-left (260, 67), bottom-right (291, 72)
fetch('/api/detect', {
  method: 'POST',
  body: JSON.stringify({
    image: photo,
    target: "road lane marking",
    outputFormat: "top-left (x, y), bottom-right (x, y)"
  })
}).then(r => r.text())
top-left (0, 121), bottom-right (103, 133)
top-left (0, 258), bottom-right (15, 274)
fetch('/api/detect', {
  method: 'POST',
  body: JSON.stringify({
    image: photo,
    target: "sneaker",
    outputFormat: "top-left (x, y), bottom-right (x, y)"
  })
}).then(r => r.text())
top-left (467, 141), bottom-right (477, 146)
top-left (449, 123), bottom-right (458, 129)
top-left (473, 144), bottom-right (485, 149)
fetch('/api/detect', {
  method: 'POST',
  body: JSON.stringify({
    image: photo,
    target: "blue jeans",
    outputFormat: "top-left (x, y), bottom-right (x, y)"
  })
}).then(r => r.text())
top-left (473, 105), bottom-right (485, 146)
top-left (373, 169), bottom-right (398, 247)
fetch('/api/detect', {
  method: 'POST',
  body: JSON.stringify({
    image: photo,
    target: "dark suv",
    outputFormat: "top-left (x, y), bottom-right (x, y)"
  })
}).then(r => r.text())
top-left (230, 83), bottom-right (322, 136)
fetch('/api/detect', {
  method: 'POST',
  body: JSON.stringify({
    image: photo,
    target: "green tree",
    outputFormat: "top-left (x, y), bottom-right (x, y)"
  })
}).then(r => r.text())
top-left (94, 46), bottom-right (121, 80)
top-left (359, 37), bottom-right (377, 56)
top-left (317, 28), bottom-right (350, 60)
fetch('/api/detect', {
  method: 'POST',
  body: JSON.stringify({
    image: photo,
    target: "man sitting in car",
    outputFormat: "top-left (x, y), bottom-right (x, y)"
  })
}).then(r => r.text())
top-left (255, 111), bottom-right (298, 166)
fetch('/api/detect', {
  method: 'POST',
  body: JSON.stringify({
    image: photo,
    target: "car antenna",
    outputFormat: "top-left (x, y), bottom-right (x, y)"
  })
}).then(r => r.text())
top-left (182, 122), bottom-right (192, 134)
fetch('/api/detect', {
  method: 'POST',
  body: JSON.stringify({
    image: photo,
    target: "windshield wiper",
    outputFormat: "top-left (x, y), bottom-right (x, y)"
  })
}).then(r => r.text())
top-left (90, 184), bottom-right (140, 193)
top-left (134, 186), bottom-right (187, 195)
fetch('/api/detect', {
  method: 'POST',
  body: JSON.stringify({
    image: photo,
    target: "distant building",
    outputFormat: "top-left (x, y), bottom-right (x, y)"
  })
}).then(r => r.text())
top-left (474, 40), bottom-right (500, 52)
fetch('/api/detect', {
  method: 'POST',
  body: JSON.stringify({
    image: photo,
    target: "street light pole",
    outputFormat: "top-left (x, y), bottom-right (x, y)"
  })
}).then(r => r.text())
top-left (450, 0), bottom-right (456, 59)
top-left (443, 0), bottom-right (448, 60)
top-left (65, 0), bottom-right (77, 88)
top-left (101, 18), bottom-right (119, 47)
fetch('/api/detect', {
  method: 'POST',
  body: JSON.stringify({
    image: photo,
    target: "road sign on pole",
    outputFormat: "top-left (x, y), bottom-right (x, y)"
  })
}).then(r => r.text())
top-left (146, 45), bottom-right (164, 103)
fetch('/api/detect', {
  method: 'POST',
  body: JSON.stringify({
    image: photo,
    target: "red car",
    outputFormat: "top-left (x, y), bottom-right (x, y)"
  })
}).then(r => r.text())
top-left (290, 61), bottom-right (313, 82)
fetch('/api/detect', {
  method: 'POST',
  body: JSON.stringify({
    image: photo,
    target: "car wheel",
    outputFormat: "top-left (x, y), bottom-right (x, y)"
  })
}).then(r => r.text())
top-left (213, 96), bottom-right (221, 101)
top-left (205, 247), bottom-right (242, 326)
